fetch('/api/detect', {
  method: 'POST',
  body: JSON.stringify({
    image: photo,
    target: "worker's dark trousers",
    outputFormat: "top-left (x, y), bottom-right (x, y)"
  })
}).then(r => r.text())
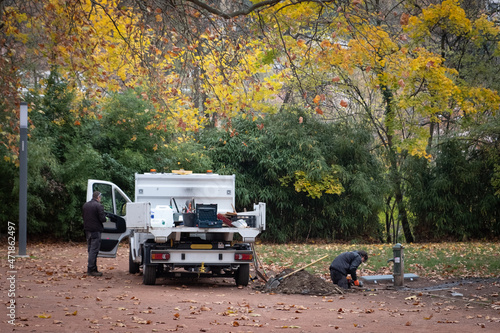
top-left (86, 231), bottom-right (101, 272)
top-left (330, 269), bottom-right (349, 289)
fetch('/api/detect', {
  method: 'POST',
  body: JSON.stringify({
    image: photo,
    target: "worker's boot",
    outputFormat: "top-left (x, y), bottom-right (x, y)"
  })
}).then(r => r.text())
top-left (88, 268), bottom-right (103, 276)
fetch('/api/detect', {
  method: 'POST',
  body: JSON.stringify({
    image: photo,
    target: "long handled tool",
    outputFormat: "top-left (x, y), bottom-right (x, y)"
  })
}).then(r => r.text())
top-left (265, 255), bottom-right (329, 290)
top-left (251, 243), bottom-right (269, 282)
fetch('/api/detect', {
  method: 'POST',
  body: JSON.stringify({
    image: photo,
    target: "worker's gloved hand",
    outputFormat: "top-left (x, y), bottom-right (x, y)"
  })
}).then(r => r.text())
top-left (353, 280), bottom-right (360, 286)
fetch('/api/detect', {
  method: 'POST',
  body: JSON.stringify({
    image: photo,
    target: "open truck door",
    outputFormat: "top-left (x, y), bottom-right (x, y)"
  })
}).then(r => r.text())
top-left (87, 180), bottom-right (132, 258)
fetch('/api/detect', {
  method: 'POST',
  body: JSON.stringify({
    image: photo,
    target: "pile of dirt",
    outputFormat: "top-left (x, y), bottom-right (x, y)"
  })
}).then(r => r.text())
top-left (256, 268), bottom-right (343, 295)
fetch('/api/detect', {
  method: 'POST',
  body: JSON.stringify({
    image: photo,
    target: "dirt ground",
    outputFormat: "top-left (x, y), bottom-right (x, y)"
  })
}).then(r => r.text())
top-left (1, 242), bottom-right (500, 333)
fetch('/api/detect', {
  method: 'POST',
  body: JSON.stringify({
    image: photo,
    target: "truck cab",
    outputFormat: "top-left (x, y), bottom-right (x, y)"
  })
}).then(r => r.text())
top-left (87, 172), bottom-right (265, 286)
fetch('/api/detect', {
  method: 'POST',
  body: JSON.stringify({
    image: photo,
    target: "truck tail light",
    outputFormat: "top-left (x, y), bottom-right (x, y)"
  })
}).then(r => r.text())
top-left (151, 252), bottom-right (170, 260)
top-left (235, 253), bottom-right (253, 261)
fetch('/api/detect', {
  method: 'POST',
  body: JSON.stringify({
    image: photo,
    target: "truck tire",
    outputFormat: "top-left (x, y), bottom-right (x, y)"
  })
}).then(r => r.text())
top-left (143, 264), bottom-right (157, 285)
top-left (235, 264), bottom-right (250, 286)
top-left (129, 250), bottom-right (140, 274)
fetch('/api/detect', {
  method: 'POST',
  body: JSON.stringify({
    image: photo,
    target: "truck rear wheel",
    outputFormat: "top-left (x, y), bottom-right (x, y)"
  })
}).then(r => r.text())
top-left (235, 264), bottom-right (250, 286)
top-left (129, 250), bottom-right (140, 274)
top-left (143, 264), bottom-right (157, 285)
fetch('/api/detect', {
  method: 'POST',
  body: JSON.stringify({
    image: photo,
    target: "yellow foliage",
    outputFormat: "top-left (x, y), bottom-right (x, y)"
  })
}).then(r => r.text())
top-left (407, 0), bottom-right (472, 39)
top-left (5, 0), bottom-right (498, 156)
top-left (470, 15), bottom-right (500, 47)
top-left (460, 87), bottom-right (500, 115)
top-left (282, 170), bottom-right (344, 199)
top-left (3, 6), bottom-right (29, 43)
top-left (199, 38), bottom-right (284, 120)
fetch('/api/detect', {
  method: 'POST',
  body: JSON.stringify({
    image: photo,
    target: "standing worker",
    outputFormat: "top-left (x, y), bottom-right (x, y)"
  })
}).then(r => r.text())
top-left (329, 250), bottom-right (368, 289)
top-left (82, 191), bottom-right (107, 276)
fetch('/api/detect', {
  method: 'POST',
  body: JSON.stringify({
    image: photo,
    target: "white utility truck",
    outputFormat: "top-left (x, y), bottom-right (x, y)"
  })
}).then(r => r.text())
top-left (87, 172), bottom-right (266, 286)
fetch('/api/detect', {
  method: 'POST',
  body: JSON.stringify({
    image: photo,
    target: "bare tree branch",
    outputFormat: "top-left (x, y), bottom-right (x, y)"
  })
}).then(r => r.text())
top-left (186, 0), bottom-right (284, 19)
top-left (185, 0), bottom-right (338, 19)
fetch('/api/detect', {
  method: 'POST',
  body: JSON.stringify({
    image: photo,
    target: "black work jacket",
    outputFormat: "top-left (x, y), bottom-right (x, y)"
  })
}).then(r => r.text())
top-left (329, 251), bottom-right (363, 281)
top-left (82, 199), bottom-right (106, 232)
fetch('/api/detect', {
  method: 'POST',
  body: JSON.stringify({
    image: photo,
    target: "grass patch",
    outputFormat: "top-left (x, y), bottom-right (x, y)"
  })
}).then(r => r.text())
top-left (255, 242), bottom-right (500, 279)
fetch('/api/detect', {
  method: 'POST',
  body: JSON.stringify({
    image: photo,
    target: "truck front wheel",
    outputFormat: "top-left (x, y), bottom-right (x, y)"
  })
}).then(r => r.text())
top-left (235, 264), bottom-right (250, 286)
top-left (143, 264), bottom-right (157, 285)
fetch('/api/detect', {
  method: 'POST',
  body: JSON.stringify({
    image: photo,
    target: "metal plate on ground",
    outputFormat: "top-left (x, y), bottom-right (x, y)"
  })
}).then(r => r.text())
top-left (360, 273), bottom-right (419, 284)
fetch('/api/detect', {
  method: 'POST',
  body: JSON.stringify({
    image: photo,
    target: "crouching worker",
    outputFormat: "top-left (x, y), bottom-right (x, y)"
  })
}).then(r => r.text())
top-left (329, 250), bottom-right (368, 289)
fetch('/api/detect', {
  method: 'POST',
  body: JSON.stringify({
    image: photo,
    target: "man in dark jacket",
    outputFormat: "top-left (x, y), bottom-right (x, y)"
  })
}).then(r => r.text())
top-left (329, 250), bottom-right (368, 289)
top-left (82, 191), bottom-right (107, 276)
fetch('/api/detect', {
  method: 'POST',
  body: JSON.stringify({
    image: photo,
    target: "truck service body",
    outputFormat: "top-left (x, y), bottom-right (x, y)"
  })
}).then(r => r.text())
top-left (87, 172), bottom-right (266, 286)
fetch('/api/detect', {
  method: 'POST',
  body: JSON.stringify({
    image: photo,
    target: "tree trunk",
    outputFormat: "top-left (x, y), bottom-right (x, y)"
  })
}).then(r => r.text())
top-left (395, 178), bottom-right (414, 243)
top-left (385, 196), bottom-right (392, 243)
top-left (427, 121), bottom-right (435, 153)
top-left (382, 84), bottom-right (414, 243)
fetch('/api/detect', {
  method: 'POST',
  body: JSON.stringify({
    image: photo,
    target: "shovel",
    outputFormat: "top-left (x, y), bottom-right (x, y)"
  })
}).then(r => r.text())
top-left (265, 255), bottom-right (329, 290)
top-left (251, 243), bottom-right (269, 282)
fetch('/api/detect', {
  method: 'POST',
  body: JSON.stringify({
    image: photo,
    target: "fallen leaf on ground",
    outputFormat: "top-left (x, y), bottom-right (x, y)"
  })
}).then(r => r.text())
top-left (37, 313), bottom-right (51, 319)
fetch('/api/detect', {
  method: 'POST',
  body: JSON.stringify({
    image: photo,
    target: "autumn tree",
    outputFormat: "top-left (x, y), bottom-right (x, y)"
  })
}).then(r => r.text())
top-left (398, 0), bottom-right (500, 240)
top-left (0, 0), bottom-right (31, 163)
top-left (2, 0), bottom-right (499, 241)
top-left (204, 0), bottom-right (498, 242)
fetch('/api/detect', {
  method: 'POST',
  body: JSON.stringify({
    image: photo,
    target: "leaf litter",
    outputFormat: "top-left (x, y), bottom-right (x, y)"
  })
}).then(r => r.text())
top-left (5, 242), bottom-right (500, 332)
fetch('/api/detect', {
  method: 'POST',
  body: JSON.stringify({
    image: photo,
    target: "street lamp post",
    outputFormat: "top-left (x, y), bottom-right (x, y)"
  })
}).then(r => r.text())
top-left (18, 102), bottom-right (28, 257)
